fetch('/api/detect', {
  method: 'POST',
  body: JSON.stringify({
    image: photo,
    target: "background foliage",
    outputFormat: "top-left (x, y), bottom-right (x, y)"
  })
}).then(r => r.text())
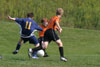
top-left (0, 0), bottom-right (100, 29)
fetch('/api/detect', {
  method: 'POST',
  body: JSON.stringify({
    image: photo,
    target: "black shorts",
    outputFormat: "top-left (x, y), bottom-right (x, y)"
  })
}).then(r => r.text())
top-left (38, 37), bottom-right (44, 46)
top-left (38, 37), bottom-right (44, 43)
top-left (44, 29), bottom-right (59, 42)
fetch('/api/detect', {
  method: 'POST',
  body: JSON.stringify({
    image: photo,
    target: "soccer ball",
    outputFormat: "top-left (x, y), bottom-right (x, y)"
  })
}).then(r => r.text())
top-left (37, 50), bottom-right (44, 57)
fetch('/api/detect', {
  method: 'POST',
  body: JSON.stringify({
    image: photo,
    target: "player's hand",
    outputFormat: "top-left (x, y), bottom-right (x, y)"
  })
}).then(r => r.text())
top-left (7, 16), bottom-right (16, 21)
top-left (58, 28), bottom-right (62, 34)
top-left (7, 16), bottom-right (12, 20)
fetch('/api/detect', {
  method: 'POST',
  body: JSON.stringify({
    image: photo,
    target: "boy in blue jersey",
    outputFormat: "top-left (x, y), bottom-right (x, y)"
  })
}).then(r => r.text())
top-left (7, 13), bottom-right (43, 59)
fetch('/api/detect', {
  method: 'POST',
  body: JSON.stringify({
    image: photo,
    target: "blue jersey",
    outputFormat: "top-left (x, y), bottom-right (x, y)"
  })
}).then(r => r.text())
top-left (15, 18), bottom-right (43, 38)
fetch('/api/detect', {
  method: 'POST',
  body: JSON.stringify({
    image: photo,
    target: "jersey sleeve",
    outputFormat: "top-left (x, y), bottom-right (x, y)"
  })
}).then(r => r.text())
top-left (34, 23), bottom-right (43, 31)
top-left (55, 18), bottom-right (60, 23)
top-left (15, 18), bottom-right (24, 24)
top-left (35, 25), bottom-right (43, 31)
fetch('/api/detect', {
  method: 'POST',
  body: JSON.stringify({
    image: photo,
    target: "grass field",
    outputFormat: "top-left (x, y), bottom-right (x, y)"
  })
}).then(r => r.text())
top-left (0, 21), bottom-right (100, 67)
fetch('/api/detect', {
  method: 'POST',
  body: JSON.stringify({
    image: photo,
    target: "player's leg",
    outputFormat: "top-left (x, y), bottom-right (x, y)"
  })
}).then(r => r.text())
top-left (52, 29), bottom-right (67, 62)
top-left (38, 37), bottom-right (48, 57)
top-left (56, 39), bottom-right (67, 62)
top-left (42, 29), bottom-right (52, 57)
top-left (28, 36), bottom-right (42, 59)
top-left (38, 37), bottom-right (44, 49)
top-left (28, 44), bottom-right (41, 59)
top-left (42, 41), bottom-right (49, 57)
top-left (13, 39), bottom-right (23, 54)
top-left (42, 41), bottom-right (49, 49)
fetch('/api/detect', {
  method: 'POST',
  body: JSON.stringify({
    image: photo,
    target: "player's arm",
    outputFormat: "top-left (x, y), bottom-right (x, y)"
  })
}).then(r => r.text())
top-left (35, 24), bottom-right (43, 31)
top-left (36, 26), bottom-right (43, 31)
top-left (56, 26), bottom-right (59, 31)
top-left (55, 21), bottom-right (62, 34)
top-left (8, 16), bottom-right (23, 24)
top-left (7, 16), bottom-right (16, 21)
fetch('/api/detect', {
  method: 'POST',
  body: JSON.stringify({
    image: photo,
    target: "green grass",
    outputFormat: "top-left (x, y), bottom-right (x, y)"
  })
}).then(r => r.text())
top-left (0, 21), bottom-right (100, 67)
top-left (1, 0), bottom-right (100, 29)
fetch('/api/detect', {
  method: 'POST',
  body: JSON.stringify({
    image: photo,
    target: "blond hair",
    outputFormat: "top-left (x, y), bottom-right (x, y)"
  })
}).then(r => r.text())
top-left (56, 8), bottom-right (64, 15)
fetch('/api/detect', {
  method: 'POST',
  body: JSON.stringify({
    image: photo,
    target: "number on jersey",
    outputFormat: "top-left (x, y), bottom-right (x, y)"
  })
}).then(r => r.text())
top-left (25, 21), bottom-right (32, 30)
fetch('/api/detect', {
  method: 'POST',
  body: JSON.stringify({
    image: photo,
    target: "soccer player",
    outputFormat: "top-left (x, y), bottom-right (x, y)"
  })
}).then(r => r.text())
top-left (43, 8), bottom-right (67, 62)
top-left (7, 13), bottom-right (43, 59)
top-left (28, 18), bottom-right (49, 58)
top-left (38, 18), bottom-right (49, 57)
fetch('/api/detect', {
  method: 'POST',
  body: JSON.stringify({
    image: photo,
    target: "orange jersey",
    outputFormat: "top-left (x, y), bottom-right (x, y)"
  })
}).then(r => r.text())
top-left (48, 16), bottom-right (60, 30)
top-left (39, 25), bottom-right (48, 37)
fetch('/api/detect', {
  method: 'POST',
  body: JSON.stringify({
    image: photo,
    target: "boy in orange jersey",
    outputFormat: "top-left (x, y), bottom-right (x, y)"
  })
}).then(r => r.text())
top-left (43, 8), bottom-right (67, 62)
top-left (38, 18), bottom-right (49, 57)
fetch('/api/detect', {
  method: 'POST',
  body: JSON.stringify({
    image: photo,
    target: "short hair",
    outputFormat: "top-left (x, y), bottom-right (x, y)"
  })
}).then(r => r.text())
top-left (56, 8), bottom-right (64, 15)
top-left (27, 12), bottom-right (34, 18)
top-left (41, 18), bottom-right (48, 23)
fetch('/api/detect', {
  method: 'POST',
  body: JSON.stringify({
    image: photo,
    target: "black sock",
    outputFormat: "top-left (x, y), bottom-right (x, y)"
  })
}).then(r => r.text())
top-left (43, 49), bottom-right (45, 52)
top-left (16, 42), bottom-right (21, 50)
top-left (59, 47), bottom-right (64, 57)
top-left (43, 49), bottom-right (47, 54)
top-left (32, 46), bottom-right (42, 53)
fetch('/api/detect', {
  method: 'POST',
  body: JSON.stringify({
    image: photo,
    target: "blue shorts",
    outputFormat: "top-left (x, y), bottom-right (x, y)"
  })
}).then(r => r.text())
top-left (21, 36), bottom-right (39, 45)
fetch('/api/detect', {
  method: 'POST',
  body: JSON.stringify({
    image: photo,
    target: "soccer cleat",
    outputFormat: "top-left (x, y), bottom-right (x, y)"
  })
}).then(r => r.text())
top-left (32, 55), bottom-right (39, 59)
top-left (28, 48), bottom-right (33, 58)
top-left (60, 57), bottom-right (68, 62)
top-left (12, 50), bottom-right (18, 54)
top-left (43, 53), bottom-right (49, 57)
top-left (32, 51), bottom-right (38, 59)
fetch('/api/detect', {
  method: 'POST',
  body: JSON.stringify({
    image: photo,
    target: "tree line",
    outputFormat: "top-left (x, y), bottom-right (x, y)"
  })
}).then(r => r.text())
top-left (0, 0), bottom-right (100, 29)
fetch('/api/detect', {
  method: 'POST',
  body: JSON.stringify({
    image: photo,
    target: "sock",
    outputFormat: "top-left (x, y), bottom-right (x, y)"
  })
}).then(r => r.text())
top-left (16, 42), bottom-right (21, 51)
top-left (59, 47), bottom-right (64, 57)
top-left (32, 51), bottom-right (37, 56)
top-left (43, 49), bottom-right (45, 52)
top-left (43, 49), bottom-right (47, 54)
top-left (32, 46), bottom-right (42, 53)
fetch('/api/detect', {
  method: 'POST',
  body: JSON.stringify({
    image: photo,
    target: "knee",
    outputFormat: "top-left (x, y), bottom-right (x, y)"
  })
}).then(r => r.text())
top-left (56, 40), bottom-right (63, 47)
top-left (42, 42), bottom-right (48, 49)
top-left (42, 44), bottom-right (48, 49)
top-left (35, 43), bottom-right (40, 47)
top-left (58, 42), bottom-right (63, 47)
top-left (19, 39), bottom-right (23, 45)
